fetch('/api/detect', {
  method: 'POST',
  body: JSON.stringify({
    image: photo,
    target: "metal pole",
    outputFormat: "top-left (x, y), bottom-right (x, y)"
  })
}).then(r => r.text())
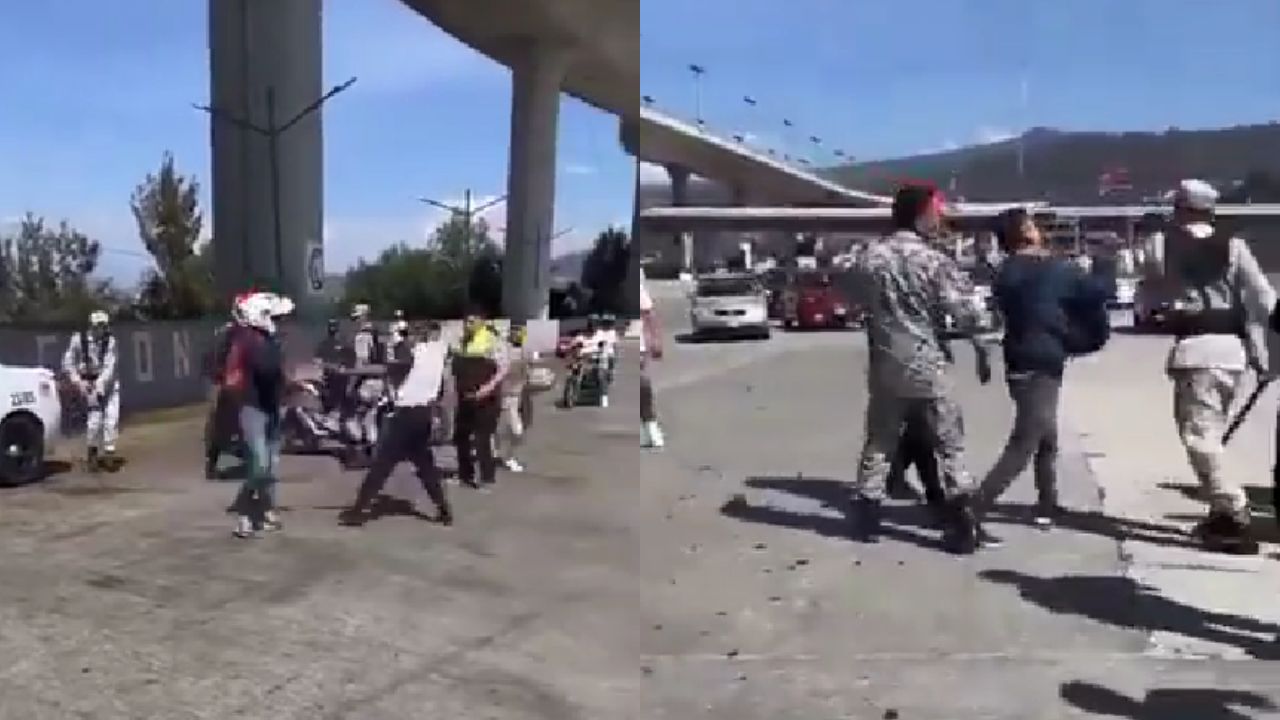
top-left (689, 64), bottom-right (706, 126)
top-left (195, 76), bottom-right (357, 299)
top-left (266, 86), bottom-right (285, 288)
top-left (464, 188), bottom-right (473, 257)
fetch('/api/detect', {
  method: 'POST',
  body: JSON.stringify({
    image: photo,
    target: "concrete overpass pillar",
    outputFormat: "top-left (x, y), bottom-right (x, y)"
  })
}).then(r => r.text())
top-left (624, 159), bottom-right (642, 318)
top-left (665, 164), bottom-right (691, 273)
top-left (208, 0), bottom-right (324, 315)
top-left (502, 41), bottom-right (572, 321)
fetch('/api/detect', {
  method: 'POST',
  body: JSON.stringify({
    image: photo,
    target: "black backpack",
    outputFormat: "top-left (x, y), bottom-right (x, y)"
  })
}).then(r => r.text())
top-left (1062, 275), bottom-right (1111, 356)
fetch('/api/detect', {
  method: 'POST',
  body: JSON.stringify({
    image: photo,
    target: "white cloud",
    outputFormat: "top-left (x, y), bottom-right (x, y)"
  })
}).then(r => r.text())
top-left (974, 126), bottom-right (1017, 145)
top-left (563, 162), bottom-right (597, 176)
top-left (917, 139), bottom-right (961, 155)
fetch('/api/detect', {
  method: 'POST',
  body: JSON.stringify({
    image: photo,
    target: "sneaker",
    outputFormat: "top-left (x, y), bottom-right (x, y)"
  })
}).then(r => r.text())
top-left (338, 507), bottom-right (367, 527)
top-left (600, 395), bottom-right (610, 408)
top-left (262, 510), bottom-right (284, 532)
top-left (232, 515), bottom-right (258, 539)
top-left (1033, 504), bottom-right (1064, 528)
top-left (643, 421), bottom-right (665, 449)
top-left (505, 458), bottom-right (525, 473)
top-left (975, 526), bottom-right (1004, 549)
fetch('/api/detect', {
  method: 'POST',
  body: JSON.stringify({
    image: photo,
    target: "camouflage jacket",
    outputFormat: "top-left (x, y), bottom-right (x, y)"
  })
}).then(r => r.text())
top-left (854, 230), bottom-right (985, 398)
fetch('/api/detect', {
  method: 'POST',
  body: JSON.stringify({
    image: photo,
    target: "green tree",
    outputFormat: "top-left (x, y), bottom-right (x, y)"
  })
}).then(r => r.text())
top-left (342, 214), bottom-right (503, 318)
top-left (130, 152), bottom-right (215, 319)
top-left (580, 227), bottom-right (631, 314)
top-left (0, 214), bottom-right (117, 324)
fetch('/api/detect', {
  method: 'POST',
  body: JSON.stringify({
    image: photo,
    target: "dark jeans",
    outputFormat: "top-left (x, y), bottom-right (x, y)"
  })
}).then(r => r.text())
top-left (975, 372), bottom-right (1062, 513)
top-left (354, 405), bottom-right (449, 514)
top-left (454, 397), bottom-right (499, 484)
top-left (888, 405), bottom-right (945, 506)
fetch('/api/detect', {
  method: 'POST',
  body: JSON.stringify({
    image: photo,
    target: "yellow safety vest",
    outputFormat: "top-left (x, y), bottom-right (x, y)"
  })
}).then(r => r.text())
top-left (459, 325), bottom-right (498, 357)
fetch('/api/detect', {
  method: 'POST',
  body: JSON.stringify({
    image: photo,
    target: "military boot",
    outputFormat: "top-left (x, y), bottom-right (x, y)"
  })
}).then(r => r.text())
top-left (850, 497), bottom-right (882, 543)
top-left (941, 494), bottom-right (980, 555)
top-left (1194, 511), bottom-right (1259, 556)
top-left (86, 447), bottom-right (101, 474)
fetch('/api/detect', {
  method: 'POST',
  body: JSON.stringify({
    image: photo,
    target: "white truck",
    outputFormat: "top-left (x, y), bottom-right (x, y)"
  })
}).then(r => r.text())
top-left (0, 365), bottom-right (62, 486)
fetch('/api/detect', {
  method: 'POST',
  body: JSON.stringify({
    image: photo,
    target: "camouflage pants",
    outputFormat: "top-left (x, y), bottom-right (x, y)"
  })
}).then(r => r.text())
top-left (1170, 367), bottom-right (1248, 517)
top-left (855, 391), bottom-right (974, 502)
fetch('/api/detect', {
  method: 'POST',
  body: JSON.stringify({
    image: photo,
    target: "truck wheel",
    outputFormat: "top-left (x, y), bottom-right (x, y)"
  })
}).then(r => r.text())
top-left (0, 413), bottom-right (45, 487)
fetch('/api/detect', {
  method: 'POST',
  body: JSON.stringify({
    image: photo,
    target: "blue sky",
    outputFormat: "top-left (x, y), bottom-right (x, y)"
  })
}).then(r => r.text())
top-left (2, 1), bottom-right (1278, 283)
top-left (641, 0), bottom-right (1280, 176)
top-left (0, 0), bottom-right (633, 282)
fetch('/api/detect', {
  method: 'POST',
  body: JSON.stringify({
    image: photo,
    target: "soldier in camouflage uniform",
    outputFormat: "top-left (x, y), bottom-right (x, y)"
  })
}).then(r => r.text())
top-left (1141, 179), bottom-right (1276, 554)
top-left (850, 184), bottom-right (991, 554)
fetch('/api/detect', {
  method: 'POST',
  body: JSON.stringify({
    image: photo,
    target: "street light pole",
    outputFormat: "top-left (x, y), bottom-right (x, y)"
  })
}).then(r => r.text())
top-left (195, 75), bottom-right (357, 289)
top-left (418, 190), bottom-right (507, 310)
top-left (419, 191), bottom-right (508, 239)
top-left (689, 64), bottom-right (706, 126)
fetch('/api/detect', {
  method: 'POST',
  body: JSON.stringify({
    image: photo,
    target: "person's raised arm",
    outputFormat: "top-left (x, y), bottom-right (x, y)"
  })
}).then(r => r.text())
top-left (1230, 238), bottom-right (1278, 375)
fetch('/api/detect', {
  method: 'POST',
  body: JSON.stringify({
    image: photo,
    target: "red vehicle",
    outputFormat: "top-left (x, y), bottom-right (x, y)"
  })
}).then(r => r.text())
top-left (783, 271), bottom-right (861, 330)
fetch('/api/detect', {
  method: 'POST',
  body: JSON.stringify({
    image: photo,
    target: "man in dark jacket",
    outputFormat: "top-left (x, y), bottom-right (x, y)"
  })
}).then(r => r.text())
top-left (972, 208), bottom-right (1109, 546)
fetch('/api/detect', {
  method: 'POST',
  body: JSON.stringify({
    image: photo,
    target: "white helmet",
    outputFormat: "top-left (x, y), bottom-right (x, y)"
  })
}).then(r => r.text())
top-left (350, 303), bottom-right (371, 321)
top-left (235, 291), bottom-right (295, 335)
top-left (88, 310), bottom-right (109, 327)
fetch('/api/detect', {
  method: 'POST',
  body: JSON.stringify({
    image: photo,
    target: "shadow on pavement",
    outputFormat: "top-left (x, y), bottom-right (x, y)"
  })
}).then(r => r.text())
top-left (1060, 680), bottom-right (1276, 719)
top-left (314, 495), bottom-right (440, 524)
top-left (985, 502), bottom-right (1202, 551)
top-left (674, 331), bottom-right (769, 345)
top-left (719, 475), bottom-right (946, 552)
top-left (980, 569), bottom-right (1280, 660)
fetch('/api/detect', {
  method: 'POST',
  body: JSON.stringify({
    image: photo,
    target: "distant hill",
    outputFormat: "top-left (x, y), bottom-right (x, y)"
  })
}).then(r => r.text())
top-left (826, 122), bottom-right (1280, 205)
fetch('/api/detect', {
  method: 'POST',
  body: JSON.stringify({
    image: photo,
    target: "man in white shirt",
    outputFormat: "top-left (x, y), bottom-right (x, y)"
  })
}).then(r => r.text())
top-left (340, 321), bottom-right (452, 527)
top-left (640, 268), bottom-right (666, 448)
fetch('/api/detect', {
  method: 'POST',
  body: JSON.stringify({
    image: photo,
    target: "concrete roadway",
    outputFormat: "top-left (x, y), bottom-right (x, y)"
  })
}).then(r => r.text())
top-left (640, 286), bottom-right (1280, 719)
top-left (4, 289), bottom-right (1280, 719)
top-left (0, 373), bottom-right (651, 719)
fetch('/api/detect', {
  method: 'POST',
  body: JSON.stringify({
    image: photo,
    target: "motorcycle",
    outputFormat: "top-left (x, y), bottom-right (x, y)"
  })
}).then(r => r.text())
top-left (561, 342), bottom-right (612, 409)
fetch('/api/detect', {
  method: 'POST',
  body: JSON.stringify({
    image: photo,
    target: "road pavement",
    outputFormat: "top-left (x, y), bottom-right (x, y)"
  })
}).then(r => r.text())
top-left (638, 287), bottom-right (1280, 719)
top-left (4, 287), bottom-right (1280, 719)
top-left (0, 368), bottom-right (651, 720)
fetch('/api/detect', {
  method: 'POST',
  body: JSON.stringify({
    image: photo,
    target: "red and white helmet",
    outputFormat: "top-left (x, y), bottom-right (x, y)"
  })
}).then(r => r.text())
top-left (234, 291), bottom-right (295, 334)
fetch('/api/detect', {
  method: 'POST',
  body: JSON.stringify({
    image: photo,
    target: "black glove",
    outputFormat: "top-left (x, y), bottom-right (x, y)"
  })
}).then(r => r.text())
top-left (975, 346), bottom-right (992, 385)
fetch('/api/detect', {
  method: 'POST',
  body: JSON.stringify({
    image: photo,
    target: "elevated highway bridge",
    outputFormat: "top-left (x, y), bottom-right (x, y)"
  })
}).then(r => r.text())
top-left (208, 0), bottom-right (883, 319)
